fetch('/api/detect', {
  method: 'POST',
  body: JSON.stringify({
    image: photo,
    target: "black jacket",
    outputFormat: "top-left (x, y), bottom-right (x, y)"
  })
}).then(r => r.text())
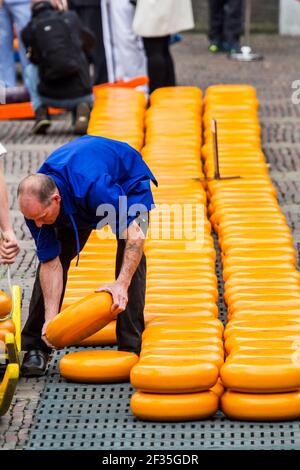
top-left (68, 0), bottom-right (100, 7)
top-left (22, 2), bottom-right (95, 100)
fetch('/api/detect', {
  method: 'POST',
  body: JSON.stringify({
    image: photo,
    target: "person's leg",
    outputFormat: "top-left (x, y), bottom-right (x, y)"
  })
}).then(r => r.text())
top-left (110, 0), bottom-right (148, 91)
top-left (115, 239), bottom-right (146, 355)
top-left (143, 37), bottom-right (170, 94)
top-left (10, 1), bottom-right (31, 81)
top-left (24, 64), bottom-right (43, 111)
top-left (24, 63), bottom-right (51, 134)
top-left (208, 0), bottom-right (224, 48)
top-left (22, 227), bottom-right (92, 354)
top-left (72, 4), bottom-right (108, 85)
top-left (0, 4), bottom-right (16, 87)
top-left (223, 0), bottom-right (243, 47)
top-left (163, 36), bottom-right (176, 87)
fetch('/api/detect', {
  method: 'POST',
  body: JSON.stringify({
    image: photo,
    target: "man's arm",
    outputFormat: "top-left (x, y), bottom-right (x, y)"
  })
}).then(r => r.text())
top-left (0, 162), bottom-right (20, 264)
top-left (40, 256), bottom-right (63, 347)
top-left (96, 221), bottom-right (145, 315)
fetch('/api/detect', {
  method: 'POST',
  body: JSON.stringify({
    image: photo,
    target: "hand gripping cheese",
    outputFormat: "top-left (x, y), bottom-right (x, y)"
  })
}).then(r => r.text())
top-left (46, 292), bottom-right (113, 348)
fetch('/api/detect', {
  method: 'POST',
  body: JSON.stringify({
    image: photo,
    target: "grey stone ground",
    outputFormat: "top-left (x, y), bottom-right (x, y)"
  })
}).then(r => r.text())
top-left (1, 33), bottom-right (300, 449)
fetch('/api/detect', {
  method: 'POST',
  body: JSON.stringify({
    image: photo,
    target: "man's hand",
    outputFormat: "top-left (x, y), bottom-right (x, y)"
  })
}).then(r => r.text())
top-left (51, 0), bottom-right (68, 10)
top-left (95, 282), bottom-right (128, 317)
top-left (0, 230), bottom-right (20, 264)
top-left (41, 319), bottom-right (56, 349)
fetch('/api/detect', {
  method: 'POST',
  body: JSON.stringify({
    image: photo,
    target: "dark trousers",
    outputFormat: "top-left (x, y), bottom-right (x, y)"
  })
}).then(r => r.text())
top-left (70, 5), bottom-right (108, 85)
top-left (22, 226), bottom-right (146, 355)
top-left (208, 0), bottom-right (243, 45)
top-left (143, 36), bottom-right (176, 94)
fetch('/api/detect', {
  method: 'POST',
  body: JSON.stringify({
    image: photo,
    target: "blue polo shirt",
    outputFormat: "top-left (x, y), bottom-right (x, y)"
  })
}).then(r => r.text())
top-left (25, 135), bottom-right (157, 263)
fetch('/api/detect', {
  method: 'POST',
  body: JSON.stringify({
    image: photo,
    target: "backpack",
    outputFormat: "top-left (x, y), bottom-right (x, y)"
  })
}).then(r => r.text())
top-left (33, 11), bottom-right (80, 82)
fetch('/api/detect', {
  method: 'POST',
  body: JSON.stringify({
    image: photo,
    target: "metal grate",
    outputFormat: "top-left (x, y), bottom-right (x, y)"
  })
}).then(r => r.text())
top-left (25, 349), bottom-right (300, 450)
top-left (25, 242), bottom-right (300, 450)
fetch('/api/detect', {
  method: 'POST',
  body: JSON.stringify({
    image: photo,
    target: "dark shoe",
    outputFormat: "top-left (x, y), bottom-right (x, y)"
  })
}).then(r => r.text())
top-left (74, 102), bottom-right (90, 135)
top-left (21, 349), bottom-right (49, 377)
top-left (32, 106), bottom-right (51, 135)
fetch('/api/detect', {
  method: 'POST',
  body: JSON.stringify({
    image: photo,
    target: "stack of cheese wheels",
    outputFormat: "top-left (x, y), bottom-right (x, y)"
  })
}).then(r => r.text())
top-left (59, 88), bottom-right (147, 383)
top-left (87, 87), bottom-right (146, 151)
top-left (202, 84), bottom-right (300, 421)
top-left (130, 87), bottom-right (223, 421)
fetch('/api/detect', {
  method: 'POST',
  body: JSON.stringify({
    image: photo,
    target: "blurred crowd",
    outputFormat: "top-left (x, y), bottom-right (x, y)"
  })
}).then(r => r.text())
top-left (0, 0), bottom-right (244, 134)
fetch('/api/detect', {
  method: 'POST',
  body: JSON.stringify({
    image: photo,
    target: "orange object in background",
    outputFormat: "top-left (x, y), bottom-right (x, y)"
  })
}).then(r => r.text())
top-left (0, 76), bottom-right (149, 120)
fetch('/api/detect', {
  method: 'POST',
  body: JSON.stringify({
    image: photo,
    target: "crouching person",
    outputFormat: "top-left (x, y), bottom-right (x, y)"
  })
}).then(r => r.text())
top-left (22, 0), bottom-right (95, 135)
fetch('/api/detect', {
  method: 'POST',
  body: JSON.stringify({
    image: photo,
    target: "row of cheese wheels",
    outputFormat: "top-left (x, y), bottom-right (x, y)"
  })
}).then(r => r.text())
top-left (60, 87), bottom-right (149, 345)
top-left (129, 87), bottom-right (223, 421)
top-left (87, 87), bottom-right (146, 151)
top-left (202, 84), bottom-right (300, 420)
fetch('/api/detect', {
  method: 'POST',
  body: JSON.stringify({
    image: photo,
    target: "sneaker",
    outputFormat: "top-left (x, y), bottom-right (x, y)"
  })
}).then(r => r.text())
top-left (74, 102), bottom-right (90, 135)
top-left (32, 106), bottom-right (51, 135)
top-left (223, 42), bottom-right (242, 54)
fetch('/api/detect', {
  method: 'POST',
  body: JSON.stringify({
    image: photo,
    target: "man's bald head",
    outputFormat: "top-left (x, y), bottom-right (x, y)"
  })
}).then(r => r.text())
top-left (18, 174), bottom-right (57, 205)
top-left (18, 174), bottom-right (61, 227)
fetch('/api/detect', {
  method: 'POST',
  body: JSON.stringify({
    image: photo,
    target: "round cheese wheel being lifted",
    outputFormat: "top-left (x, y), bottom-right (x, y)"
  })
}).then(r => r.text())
top-left (131, 390), bottom-right (218, 422)
top-left (46, 292), bottom-right (113, 348)
top-left (60, 350), bottom-right (139, 383)
top-left (0, 291), bottom-right (12, 318)
top-left (79, 321), bottom-right (116, 346)
top-left (221, 390), bottom-right (300, 421)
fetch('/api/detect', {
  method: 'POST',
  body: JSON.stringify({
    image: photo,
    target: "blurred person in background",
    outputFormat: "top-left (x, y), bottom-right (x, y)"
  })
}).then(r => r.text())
top-left (0, 0), bottom-right (31, 88)
top-left (22, 0), bottom-right (95, 135)
top-left (0, 143), bottom-right (20, 264)
top-left (102, 0), bottom-right (148, 94)
top-left (68, 0), bottom-right (108, 85)
top-left (132, 0), bottom-right (194, 94)
top-left (208, 0), bottom-right (243, 54)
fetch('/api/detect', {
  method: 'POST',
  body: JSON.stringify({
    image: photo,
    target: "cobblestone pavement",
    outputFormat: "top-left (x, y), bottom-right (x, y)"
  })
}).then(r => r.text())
top-left (1, 33), bottom-right (300, 449)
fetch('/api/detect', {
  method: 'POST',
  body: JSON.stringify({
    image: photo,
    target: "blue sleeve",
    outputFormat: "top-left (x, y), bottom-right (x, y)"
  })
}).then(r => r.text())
top-left (25, 218), bottom-right (61, 263)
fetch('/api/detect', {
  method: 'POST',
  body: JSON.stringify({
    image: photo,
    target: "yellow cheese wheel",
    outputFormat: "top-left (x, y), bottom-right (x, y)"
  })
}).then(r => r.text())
top-left (79, 321), bottom-right (116, 346)
top-left (221, 357), bottom-right (300, 393)
top-left (0, 319), bottom-right (16, 342)
top-left (60, 350), bottom-right (139, 383)
top-left (210, 378), bottom-right (224, 398)
top-left (0, 291), bottom-right (12, 318)
top-left (221, 390), bottom-right (300, 421)
top-left (46, 292), bottom-right (113, 348)
top-left (130, 357), bottom-right (219, 393)
top-left (131, 390), bottom-right (218, 422)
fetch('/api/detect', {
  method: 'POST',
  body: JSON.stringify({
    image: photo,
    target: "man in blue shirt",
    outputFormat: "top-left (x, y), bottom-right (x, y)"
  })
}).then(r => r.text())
top-left (18, 135), bottom-right (157, 377)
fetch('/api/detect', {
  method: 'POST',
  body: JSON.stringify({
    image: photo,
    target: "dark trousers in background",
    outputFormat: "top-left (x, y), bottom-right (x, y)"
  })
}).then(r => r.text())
top-left (70, 5), bottom-right (108, 84)
top-left (143, 36), bottom-right (176, 94)
top-left (208, 0), bottom-right (243, 45)
top-left (21, 226), bottom-right (146, 356)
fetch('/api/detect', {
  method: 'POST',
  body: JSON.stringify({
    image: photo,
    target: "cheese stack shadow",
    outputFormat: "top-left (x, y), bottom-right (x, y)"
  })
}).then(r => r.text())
top-left (58, 88), bottom-right (147, 382)
top-left (130, 87), bottom-right (224, 422)
top-left (202, 84), bottom-right (300, 421)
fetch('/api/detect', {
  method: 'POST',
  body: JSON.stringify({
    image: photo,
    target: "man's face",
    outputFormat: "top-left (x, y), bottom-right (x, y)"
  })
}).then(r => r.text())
top-left (19, 194), bottom-right (61, 228)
